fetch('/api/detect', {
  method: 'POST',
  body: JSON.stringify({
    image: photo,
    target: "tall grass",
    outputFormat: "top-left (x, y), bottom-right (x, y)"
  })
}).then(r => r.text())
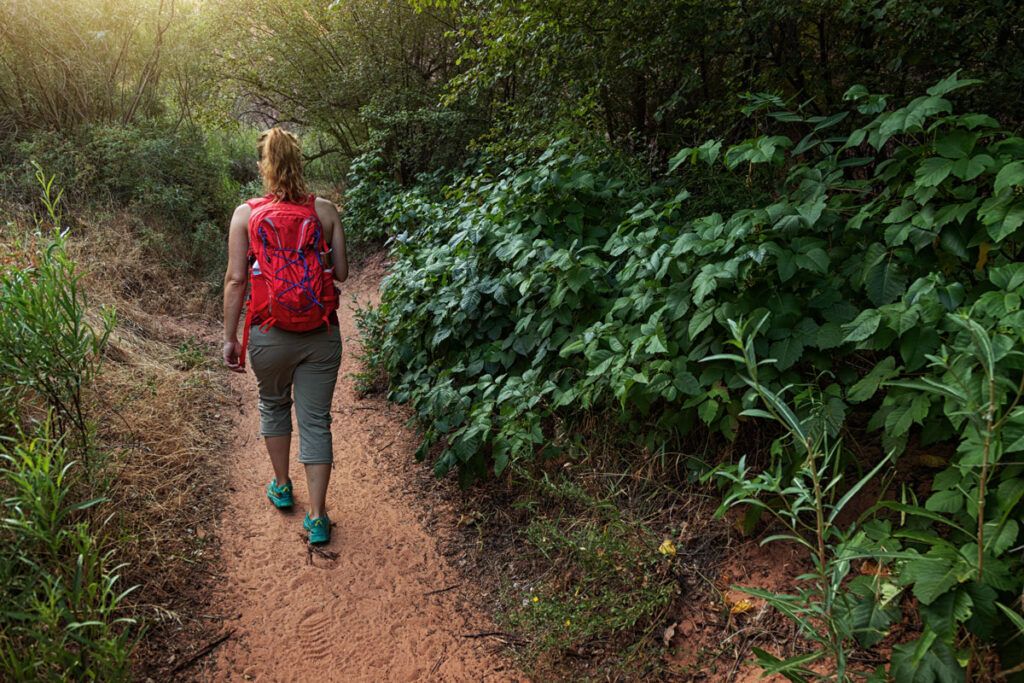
top-left (0, 169), bottom-right (133, 681)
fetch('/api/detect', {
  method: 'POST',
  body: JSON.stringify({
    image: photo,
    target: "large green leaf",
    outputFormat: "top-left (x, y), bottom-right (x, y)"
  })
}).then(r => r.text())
top-left (837, 576), bottom-right (902, 647)
top-left (934, 130), bottom-right (977, 160)
top-left (843, 309), bottom-right (882, 343)
top-left (980, 195), bottom-right (1024, 242)
top-left (697, 398), bottom-right (718, 425)
top-left (950, 154), bottom-right (991, 181)
top-left (985, 519), bottom-right (1018, 556)
top-left (769, 336), bottom-right (804, 370)
top-left (866, 260), bottom-right (907, 306)
top-left (876, 96), bottom-right (952, 143)
top-left (890, 632), bottom-right (965, 683)
top-left (815, 322), bottom-right (846, 350)
top-left (994, 160), bottom-right (1024, 194)
top-left (989, 263), bottom-right (1024, 291)
top-left (885, 393), bottom-right (931, 437)
top-left (925, 489), bottom-right (962, 514)
top-left (901, 546), bottom-right (970, 605)
top-left (688, 304), bottom-right (715, 338)
top-left (916, 157), bottom-right (954, 186)
top-left (919, 589), bottom-right (973, 642)
top-left (927, 71), bottom-right (983, 97)
top-left (848, 357), bottom-right (897, 402)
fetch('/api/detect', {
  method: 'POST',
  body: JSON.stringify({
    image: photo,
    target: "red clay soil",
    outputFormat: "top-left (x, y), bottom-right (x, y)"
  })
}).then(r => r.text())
top-left (201, 255), bottom-right (523, 682)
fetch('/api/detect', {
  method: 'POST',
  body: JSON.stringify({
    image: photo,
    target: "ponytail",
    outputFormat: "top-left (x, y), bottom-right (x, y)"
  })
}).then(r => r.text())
top-left (257, 127), bottom-right (308, 203)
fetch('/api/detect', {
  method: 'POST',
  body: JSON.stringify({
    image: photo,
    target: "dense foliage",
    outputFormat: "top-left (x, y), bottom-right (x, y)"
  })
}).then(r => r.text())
top-left (430, 0), bottom-right (1024, 157)
top-left (361, 77), bottom-right (1024, 678)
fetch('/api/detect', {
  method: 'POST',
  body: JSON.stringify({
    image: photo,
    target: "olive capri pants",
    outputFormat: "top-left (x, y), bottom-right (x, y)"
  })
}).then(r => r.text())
top-left (247, 325), bottom-right (342, 464)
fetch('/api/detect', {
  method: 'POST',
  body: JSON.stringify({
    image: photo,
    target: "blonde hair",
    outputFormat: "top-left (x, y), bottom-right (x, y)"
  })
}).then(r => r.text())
top-left (257, 127), bottom-right (308, 203)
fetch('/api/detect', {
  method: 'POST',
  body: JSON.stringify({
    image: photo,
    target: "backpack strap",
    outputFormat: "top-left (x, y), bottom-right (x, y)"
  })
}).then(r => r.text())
top-left (238, 303), bottom-right (253, 371)
top-left (236, 199), bottom-right (274, 371)
top-left (246, 194), bottom-right (276, 209)
top-left (245, 195), bottom-right (275, 258)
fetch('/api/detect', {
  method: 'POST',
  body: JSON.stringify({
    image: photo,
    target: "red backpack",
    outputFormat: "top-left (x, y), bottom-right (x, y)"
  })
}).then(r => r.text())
top-left (238, 194), bottom-right (339, 369)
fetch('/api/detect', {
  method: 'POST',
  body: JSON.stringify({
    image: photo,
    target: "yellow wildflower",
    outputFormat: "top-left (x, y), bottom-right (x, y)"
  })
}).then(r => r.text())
top-left (730, 599), bottom-right (754, 615)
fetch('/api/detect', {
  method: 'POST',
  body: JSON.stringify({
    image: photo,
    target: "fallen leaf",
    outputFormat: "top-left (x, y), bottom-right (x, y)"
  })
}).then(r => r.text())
top-left (859, 561), bottom-right (890, 576)
top-left (662, 622), bottom-right (677, 647)
top-left (911, 453), bottom-right (947, 468)
top-left (658, 539), bottom-right (677, 557)
top-left (976, 241), bottom-right (991, 271)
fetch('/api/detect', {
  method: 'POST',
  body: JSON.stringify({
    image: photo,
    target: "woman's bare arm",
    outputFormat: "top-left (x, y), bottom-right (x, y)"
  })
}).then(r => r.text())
top-left (316, 198), bottom-right (348, 282)
top-left (222, 203), bottom-right (251, 370)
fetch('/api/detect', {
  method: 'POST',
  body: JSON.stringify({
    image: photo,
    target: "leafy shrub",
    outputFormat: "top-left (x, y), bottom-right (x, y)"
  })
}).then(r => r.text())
top-left (363, 75), bottom-right (1024, 677)
top-left (710, 318), bottom-right (899, 681)
top-left (351, 299), bottom-right (389, 395)
top-left (343, 148), bottom-right (459, 252)
top-left (1, 122), bottom-right (239, 286)
top-left (360, 98), bottom-right (473, 183)
top-left (368, 138), bottom-right (650, 483)
top-left (341, 150), bottom-right (401, 248)
top-left (713, 308), bottom-right (1024, 681)
top-left (9, 123), bottom-right (237, 225)
top-left (0, 170), bottom-right (115, 449)
top-left (0, 423), bottom-right (135, 682)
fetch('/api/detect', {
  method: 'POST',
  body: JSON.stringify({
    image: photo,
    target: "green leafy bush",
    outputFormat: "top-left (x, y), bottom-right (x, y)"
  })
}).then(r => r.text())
top-left (0, 423), bottom-right (135, 682)
top-left (0, 169), bottom-right (115, 448)
top-left (341, 150), bottom-right (402, 248)
top-left (710, 318), bottom-right (899, 681)
top-left (8, 123), bottom-right (237, 226)
top-left (361, 75), bottom-right (1024, 677)
top-left (342, 148), bottom-right (460, 251)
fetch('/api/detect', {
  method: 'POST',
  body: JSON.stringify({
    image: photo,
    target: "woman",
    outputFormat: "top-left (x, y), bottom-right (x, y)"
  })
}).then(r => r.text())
top-left (222, 127), bottom-right (348, 544)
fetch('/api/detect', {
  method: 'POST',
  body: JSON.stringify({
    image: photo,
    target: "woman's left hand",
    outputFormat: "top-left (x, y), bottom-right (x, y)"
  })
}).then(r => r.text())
top-left (223, 340), bottom-right (245, 373)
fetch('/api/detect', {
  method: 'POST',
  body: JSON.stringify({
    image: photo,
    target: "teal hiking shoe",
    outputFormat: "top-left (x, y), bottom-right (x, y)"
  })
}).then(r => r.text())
top-left (303, 513), bottom-right (331, 544)
top-left (266, 478), bottom-right (294, 509)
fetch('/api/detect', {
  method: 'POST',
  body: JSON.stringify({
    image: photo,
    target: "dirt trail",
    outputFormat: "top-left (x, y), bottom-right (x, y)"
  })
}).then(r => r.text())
top-left (205, 257), bottom-right (520, 682)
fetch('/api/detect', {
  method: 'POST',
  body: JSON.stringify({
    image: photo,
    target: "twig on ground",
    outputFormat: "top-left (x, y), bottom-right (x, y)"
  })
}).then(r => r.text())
top-left (430, 647), bottom-right (448, 675)
top-left (423, 583), bottom-right (461, 597)
top-left (171, 629), bottom-right (235, 673)
top-left (724, 633), bottom-right (749, 683)
top-left (300, 533), bottom-right (340, 565)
